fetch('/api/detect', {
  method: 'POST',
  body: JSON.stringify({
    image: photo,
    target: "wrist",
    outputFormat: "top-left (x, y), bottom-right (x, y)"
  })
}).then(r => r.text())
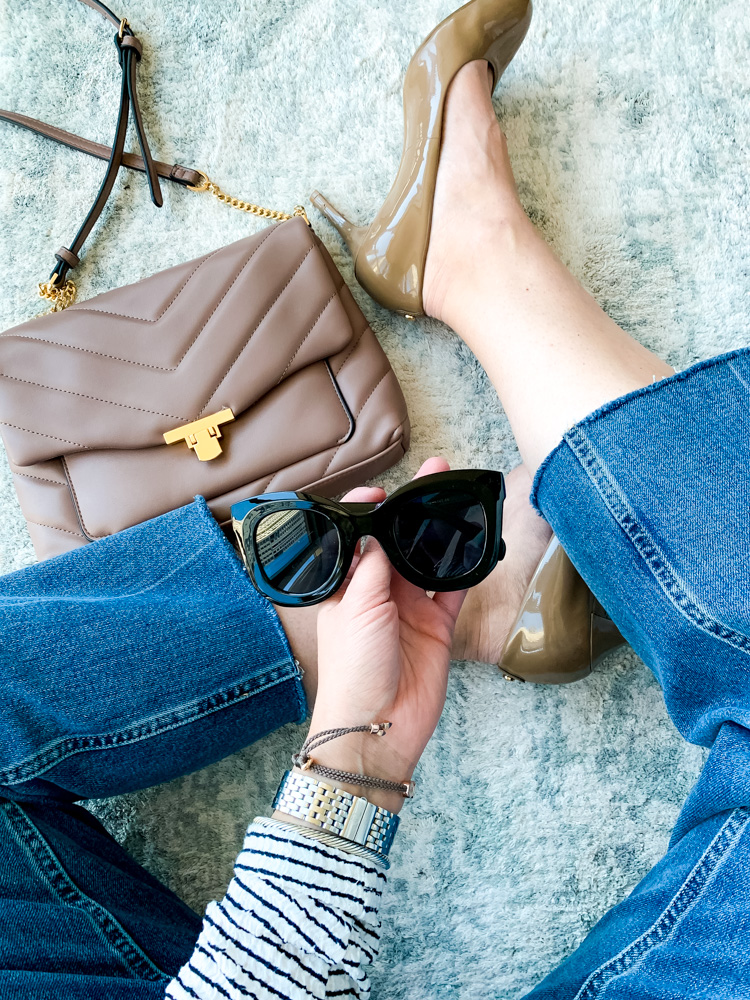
top-left (303, 719), bottom-right (412, 815)
top-left (291, 765), bottom-right (405, 815)
top-left (271, 770), bottom-right (401, 861)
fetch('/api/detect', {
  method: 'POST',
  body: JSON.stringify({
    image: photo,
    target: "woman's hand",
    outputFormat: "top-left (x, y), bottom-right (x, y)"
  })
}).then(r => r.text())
top-left (303, 458), bottom-right (466, 815)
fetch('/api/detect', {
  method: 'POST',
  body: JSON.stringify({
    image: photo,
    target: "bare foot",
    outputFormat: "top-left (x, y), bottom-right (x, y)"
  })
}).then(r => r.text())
top-left (420, 64), bottom-right (551, 661)
top-left (452, 463), bottom-right (551, 663)
top-left (423, 59), bottom-right (531, 325)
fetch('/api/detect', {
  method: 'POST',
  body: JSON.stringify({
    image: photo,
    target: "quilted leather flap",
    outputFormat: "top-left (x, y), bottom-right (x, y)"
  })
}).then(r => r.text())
top-left (0, 218), bottom-right (355, 467)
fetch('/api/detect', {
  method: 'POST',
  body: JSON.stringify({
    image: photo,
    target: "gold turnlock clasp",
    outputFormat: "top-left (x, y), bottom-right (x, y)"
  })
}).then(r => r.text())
top-left (163, 408), bottom-right (235, 461)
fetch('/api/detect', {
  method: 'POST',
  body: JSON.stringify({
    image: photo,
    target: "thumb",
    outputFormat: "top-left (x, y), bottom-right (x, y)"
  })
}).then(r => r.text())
top-left (432, 588), bottom-right (468, 627)
top-left (341, 538), bottom-right (392, 610)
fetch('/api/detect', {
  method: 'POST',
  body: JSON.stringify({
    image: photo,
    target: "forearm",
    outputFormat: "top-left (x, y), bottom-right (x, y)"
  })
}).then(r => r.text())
top-left (167, 464), bottom-right (462, 998)
top-left (165, 719), bottom-right (403, 999)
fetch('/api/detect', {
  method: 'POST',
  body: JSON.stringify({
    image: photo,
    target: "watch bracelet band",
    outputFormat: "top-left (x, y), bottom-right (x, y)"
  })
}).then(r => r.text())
top-left (272, 770), bottom-right (400, 857)
top-left (254, 816), bottom-right (390, 870)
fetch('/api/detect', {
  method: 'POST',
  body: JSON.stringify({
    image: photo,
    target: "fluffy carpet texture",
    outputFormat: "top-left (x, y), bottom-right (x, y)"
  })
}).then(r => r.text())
top-left (1, 0), bottom-right (747, 995)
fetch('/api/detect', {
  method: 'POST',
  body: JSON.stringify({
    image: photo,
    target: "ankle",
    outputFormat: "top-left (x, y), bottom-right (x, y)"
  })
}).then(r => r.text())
top-left (427, 204), bottom-right (534, 329)
top-left (422, 57), bottom-right (531, 325)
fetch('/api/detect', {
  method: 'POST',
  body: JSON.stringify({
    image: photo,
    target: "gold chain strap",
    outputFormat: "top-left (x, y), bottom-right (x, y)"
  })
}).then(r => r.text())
top-left (187, 171), bottom-right (310, 225)
top-left (37, 172), bottom-right (308, 313)
top-left (38, 273), bottom-right (77, 312)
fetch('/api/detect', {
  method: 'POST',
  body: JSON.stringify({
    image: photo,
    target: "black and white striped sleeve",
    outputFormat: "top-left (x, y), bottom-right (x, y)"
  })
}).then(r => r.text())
top-left (165, 822), bottom-right (386, 1000)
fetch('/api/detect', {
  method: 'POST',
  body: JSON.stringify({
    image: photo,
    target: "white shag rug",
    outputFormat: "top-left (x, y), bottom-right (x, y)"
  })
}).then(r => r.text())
top-left (1, 1), bottom-right (747, 996)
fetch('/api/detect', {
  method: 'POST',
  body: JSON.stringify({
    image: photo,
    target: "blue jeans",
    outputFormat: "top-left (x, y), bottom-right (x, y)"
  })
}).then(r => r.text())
top-left (0, 499), bottom-right (306, 998)
top-left (526, 346), bottom-right (750, 998)
top-left (1, 348), bottom-right (750, 998)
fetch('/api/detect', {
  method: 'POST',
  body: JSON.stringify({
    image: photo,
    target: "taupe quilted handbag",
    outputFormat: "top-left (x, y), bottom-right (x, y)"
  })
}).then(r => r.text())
top-left (0, 2), bottom-right (409, 561)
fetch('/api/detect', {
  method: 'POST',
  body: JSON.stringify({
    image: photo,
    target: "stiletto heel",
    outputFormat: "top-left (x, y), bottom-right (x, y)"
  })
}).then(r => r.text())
top-left (311, 0), bottom-right (532, 316)
top-left (591, 603), bottom-right (627, 667)
top-left (498, 536), bottom-right (627, 684)
top-left (310, 191), bottom-right (367, 259)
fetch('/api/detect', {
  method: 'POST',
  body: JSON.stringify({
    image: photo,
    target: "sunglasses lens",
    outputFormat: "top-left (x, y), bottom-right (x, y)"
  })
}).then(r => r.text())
top-left (254, 509), bottom-right (341, 597)
top-left (393, 490), bottom-right (487, 581)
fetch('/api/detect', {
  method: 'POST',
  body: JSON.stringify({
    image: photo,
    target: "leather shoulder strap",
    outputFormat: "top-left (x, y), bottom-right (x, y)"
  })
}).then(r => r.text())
top-left (1, 1), bottom-right (189, 288)
top-left (78, 0), bottom-right (121, 27)
top-left (0, 110), bottom-right (204, 188)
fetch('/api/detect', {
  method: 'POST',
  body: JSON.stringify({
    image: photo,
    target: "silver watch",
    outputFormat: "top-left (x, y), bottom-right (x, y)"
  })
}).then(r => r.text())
top-left (273, 770), bottom-right (400, 856)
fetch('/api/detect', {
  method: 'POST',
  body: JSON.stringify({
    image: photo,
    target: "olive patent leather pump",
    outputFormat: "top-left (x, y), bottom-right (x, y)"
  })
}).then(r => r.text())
top-left (310, 0), bottom-right (533, 317)
top-left (499, 536), bottom-right (626, 684)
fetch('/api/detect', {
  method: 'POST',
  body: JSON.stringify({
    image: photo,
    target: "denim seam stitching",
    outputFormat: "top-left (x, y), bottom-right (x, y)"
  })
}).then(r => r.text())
top-left (727, 360), bottom-right (750, 394)
top-left (565, 426), bottom-right (750, 655)
top-left (573, 807), bottom-right (750, 1000)
top-left (294, 659), bottom-right (307, 721)
top-left (0, 661), bottom-right (297, 786)
top-left (530, 346), bottom-right (750, 511)
top-left (0, 801), bottom-right (169, 981)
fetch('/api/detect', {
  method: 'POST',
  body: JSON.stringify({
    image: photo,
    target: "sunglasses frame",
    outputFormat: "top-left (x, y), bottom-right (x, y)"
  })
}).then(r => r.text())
top-left (231, 469), bottom-right (506, 608)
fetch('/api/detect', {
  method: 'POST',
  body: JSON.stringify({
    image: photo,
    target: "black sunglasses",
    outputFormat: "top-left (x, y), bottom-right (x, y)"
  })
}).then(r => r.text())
top-left (230, 470), bottom-right (506, 607)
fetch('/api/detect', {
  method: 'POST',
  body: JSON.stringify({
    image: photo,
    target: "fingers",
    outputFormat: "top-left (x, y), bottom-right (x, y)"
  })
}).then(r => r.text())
top-left (340, 485), bottom-right (387, 504)
top-left (432, 588), bottom-right (468, 626)
top-left (389, 564), bottom-right (432, 607)
top-left (412, 456), bottom-right (450, 479)
top-left (339, 455), bottom-right (448, 514)
top-left (341, 455), bottom-right (450, 502)
top-left (334, 485), bottom-right (387, 591)
top-left (388, 566), bottom-right (466, 626)
top-left (330, 459), bottom-right (452, 608)
top-left (343, 538), bottom-right (392, 607)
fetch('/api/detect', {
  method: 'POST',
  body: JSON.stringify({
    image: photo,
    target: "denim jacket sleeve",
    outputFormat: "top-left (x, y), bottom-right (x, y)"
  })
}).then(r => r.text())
top-left (0, 498), bottom-right (307, 803)
top-left (0, 498), bottom-right (389, 997)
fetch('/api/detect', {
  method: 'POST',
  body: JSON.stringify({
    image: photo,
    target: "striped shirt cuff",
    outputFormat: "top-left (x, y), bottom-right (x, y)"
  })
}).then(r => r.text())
top-left (166, 822), bottom-right (386, 1000)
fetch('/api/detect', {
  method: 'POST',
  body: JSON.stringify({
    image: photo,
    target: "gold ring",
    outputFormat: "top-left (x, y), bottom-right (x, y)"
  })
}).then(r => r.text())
top-left (186, 170), bottom-right (211, 193)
